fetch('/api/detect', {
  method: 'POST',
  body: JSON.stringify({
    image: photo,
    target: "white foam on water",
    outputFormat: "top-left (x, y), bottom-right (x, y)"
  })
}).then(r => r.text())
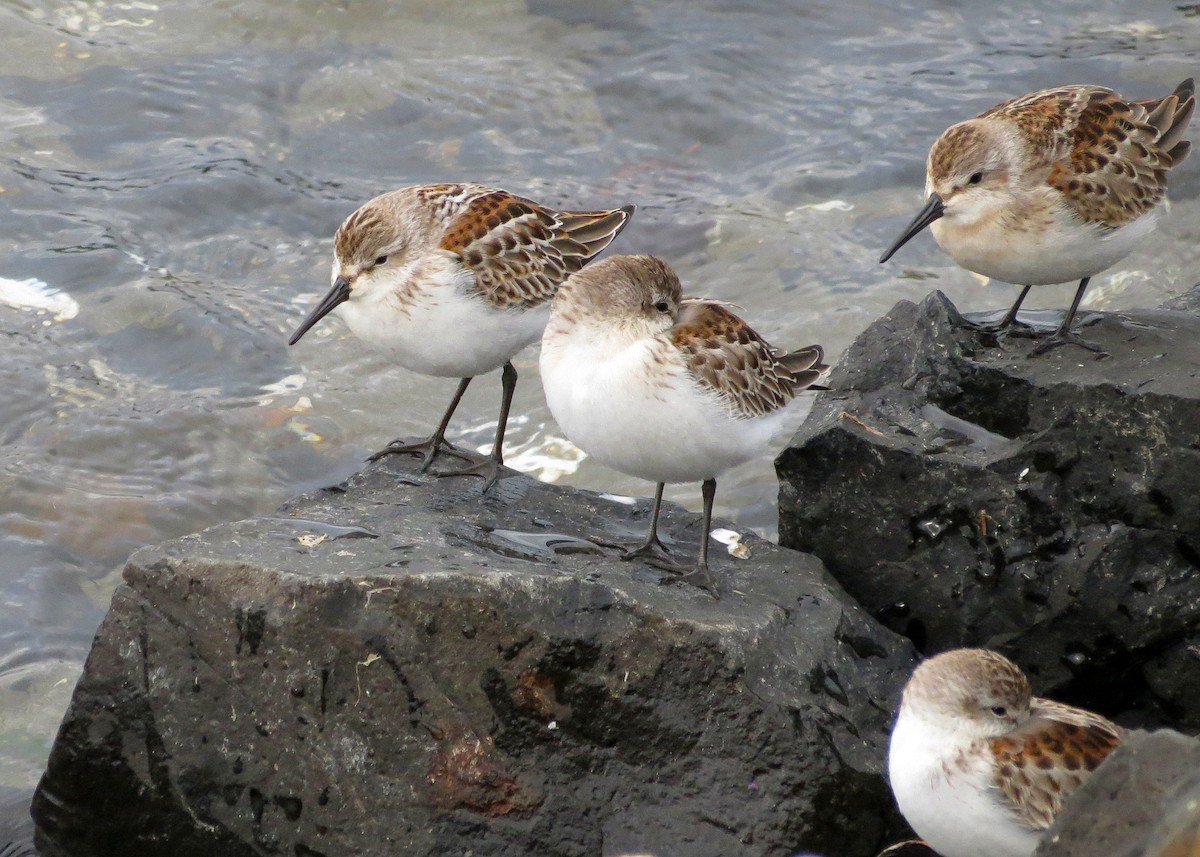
top-left (0, 276), bottom-right (79, 321)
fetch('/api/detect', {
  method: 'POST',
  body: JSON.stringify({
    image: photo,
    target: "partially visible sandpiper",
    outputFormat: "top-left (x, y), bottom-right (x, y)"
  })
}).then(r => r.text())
top-left (880, 79), bottom-right (1194, 354)
top-left (289, 183), bottom-right (633, 488)
top-left (889, 648), bottom-right (1124, 857)
top-left (539, 254), bottom-right (827, 597)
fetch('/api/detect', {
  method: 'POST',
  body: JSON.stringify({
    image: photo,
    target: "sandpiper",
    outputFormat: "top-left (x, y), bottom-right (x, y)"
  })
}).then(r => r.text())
top-left (880, 79), bottom-right (1194, 354)
top-left (889, 648), bottom-right (1124, 857)
top-left (289, 183), bottom-right (633, 488)
top-left (539, 254), bottom-right (827, 596)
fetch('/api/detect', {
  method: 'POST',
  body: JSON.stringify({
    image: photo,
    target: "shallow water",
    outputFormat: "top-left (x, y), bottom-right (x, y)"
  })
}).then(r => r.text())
top-left (1, 0), bottom-right (1198, 789)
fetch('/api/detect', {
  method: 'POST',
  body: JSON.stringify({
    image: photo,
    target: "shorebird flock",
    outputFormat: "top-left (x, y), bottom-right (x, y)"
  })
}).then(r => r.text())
top-left (288, 78), bottom-right (1195, 857)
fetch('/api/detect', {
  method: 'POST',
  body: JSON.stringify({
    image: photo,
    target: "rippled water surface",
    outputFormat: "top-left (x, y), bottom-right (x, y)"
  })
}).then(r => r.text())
top-left (2, 0), bottom-right (1198, 788)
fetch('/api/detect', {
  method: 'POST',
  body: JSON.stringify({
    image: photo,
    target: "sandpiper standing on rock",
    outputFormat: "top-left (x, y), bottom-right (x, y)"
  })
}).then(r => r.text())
top-left (289, 183), bottom-right (633, 488)
top-left (880, 79), bottom-right (1194, 354)
top-left (539, 254), bottom-right (827, 596)
top-left (889, 648), bottom-right (1124, 857)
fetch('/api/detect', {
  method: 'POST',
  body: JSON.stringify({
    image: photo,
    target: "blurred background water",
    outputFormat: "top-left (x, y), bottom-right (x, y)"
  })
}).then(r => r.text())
top-left (1, 0), bottom-right (1198, 795)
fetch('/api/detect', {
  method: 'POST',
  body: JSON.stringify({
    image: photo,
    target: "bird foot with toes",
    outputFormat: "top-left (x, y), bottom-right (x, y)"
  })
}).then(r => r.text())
top-left (367, 436), bottom-right (480, 469)
top-left (1029, 330), bottom-right (1108, 358)
top-left (435, 455), bottom-right (507, 491)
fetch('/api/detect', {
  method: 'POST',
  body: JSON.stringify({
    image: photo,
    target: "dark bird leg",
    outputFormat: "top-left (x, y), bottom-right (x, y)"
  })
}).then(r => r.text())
top-left (669, 478), bottom-right (720, 599)
top-left (368, 376), bottom-right (482, 468)
top-left (966, 284), bottom-right (1036, 334)
top-left (439, 361), bottom-right (518, 490)
top-left (635, 479), bottom-right (719, 599)
top-left (591, 483), bottom-right (676, 558)
top-left (620, 483), bottom-right (674, 563)
top-left (1030, 277), bottom-right (1106, 356)
top-left (996, 284), bottom-right (1033, 330)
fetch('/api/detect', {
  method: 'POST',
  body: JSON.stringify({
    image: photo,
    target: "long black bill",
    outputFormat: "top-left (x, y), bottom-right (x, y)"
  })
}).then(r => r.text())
top-left (878, 193), bottom-right (945, 264)
top-left (288, 277), bottom-right (351, 345)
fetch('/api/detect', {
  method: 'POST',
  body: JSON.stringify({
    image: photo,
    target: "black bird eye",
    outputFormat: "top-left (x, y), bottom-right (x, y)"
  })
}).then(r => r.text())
top-left (968, 171), bottom-right (984, 185)
top-left (654, 300), bottom-right (670, 313)
top-left (374, 255), bottom-right (389, 266)
top-left (991, 705), bottom-right (1008, 717)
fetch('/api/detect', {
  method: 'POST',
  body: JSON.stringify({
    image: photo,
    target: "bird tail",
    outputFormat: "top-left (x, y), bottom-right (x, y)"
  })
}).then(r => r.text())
top-left (554, 205), bottom-right (636, 260)
top-left (1143, 78), bottom-right (1195, 165)
top-left (778, 344), bottom-right (829, 389)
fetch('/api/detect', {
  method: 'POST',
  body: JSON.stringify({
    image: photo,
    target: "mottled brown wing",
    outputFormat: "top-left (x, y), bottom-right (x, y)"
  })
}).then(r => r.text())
top-left (435, 186), bottom-right (633, 309)
top-left (984, 82), bottom-right (1194, 227)
top-left (990, 698), bottom-right (1124, 831)
top-left (670, 301), bottom-right (825, 420)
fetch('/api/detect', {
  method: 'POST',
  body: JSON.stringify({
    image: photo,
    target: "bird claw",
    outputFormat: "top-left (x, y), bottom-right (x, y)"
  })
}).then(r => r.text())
top-left (998, 322), bottom-right (1044, 340)
top-left (1029, 331), bottom-right (1108, 358)
top-left (620, 543), bottom-right (719, 598)
top-left (975, 319), bottom-right (1038, 337)
top-left (657, 562), bottom-right (720, 599)
top-left (367, 436), bottom-right (480, 468)
top-left (435, 455), bottom-right (505, 491)
top-left (629, 546), bottom-right (687, 572)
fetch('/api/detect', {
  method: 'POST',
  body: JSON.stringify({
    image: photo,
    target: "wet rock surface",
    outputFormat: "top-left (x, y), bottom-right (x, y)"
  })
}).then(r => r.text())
top-left (1035, 729), bottom-right (1200, 857)
top-left (777, 291), bottom-right (1200, 728)
top-left (33, 456), bottom-right (915, 857)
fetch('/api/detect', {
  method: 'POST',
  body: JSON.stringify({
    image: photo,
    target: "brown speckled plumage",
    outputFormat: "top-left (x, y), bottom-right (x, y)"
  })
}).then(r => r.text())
top-left (671, 302), bottom-right (825, 419)
top-left (334, 183), bottom-right (633, 310)
top-left (928, 81), bottom-right (1194, 229)
top-left (898, 648), bottom-right (1124, 839)
top-left (294, 183), bottom-right (633, 487)
top-left (982, 81), bottom-right (1194, 227)
top-left (991, 698), bottom-right (1124, 831)
top-left (549, 255), bottom-right (827, 421)
top-left (335, 205), bottom-right (394, 262)
top-left (885, 80), bottom-right (1195, 351)
top-left (539, 253), bottom-right (828, 591)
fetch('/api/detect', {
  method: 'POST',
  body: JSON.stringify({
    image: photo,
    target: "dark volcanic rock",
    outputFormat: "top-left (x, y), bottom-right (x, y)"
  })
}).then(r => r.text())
top-left (1035, 729), bottom-right (1200, 857)
top-left (33, 456), bottom-right (914, 857)
top-left (776, 291), bottom-right (1200, 727)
